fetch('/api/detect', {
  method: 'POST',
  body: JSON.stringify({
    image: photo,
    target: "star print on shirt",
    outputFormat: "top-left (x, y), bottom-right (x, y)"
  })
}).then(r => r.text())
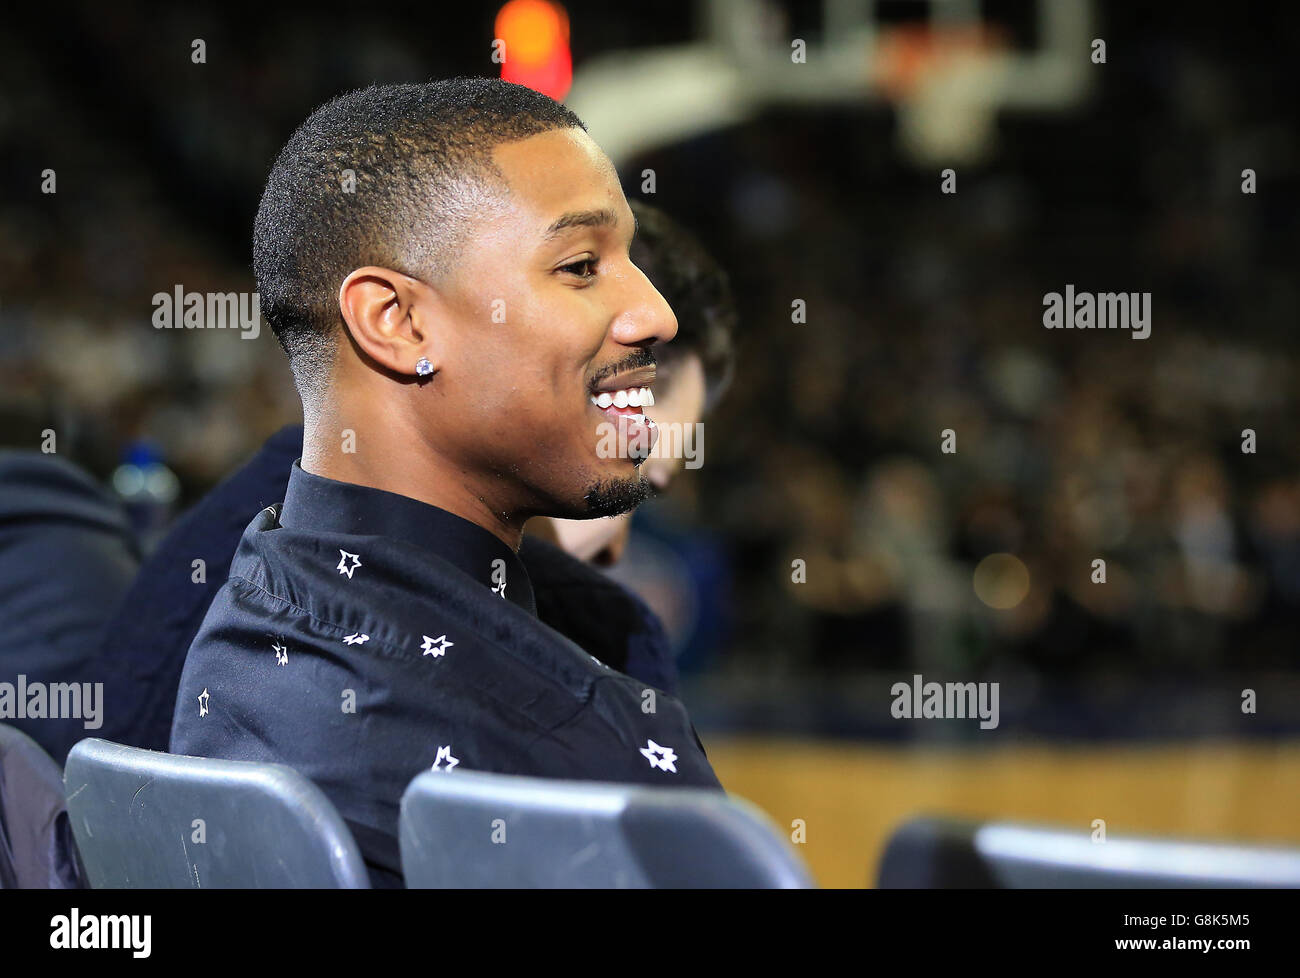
top-left (343, 633), bottom-right (370, 645)
top-left (639, 740), bottom-right (678, 773)
top-left (421, 634), bottom-right (454, 657)
top-left (336, 550), bottom-right (362, 579)
top-left (431, 745), bottom-right (459, 771)
top-left (272, 641), bottom-right (288, 666)
top-left (198, 687), bottom-right (210, 717)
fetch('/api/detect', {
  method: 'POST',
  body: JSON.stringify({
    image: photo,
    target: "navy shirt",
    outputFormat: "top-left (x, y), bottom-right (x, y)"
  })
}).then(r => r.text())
top-left (170, 462), bottom-right (721, 886)
top-left (100, 424), bottom-right (680, 753)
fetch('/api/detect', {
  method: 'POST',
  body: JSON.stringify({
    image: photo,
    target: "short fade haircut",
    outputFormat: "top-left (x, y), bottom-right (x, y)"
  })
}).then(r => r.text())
top-left (628, 200), bottom-right (737, 413)
top-left (253, 78), bottom-right (586, 401)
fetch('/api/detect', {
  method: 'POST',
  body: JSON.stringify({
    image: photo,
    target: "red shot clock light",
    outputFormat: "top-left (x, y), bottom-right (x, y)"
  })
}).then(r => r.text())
top-left (495, 0), bottom-right (573, 101)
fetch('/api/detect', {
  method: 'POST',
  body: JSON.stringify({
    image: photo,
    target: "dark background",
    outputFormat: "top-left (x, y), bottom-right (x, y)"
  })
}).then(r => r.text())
top-left (2, 0), bottom-right (1297, 741)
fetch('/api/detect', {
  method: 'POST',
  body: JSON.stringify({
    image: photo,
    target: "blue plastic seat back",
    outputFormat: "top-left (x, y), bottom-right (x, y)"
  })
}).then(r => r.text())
top-left (0, 723), bottom-right (85, 888)
top-left (877, 816), bottom-right (1300, 888)
top-left (64, 738), bottom-right (368, 888)
top-left (399, 769), bottom-right (814, 888)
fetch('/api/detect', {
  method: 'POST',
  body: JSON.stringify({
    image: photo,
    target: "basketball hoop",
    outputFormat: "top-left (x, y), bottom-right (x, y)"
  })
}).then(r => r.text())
top-left (870, 24), bottom-right (1011, 166)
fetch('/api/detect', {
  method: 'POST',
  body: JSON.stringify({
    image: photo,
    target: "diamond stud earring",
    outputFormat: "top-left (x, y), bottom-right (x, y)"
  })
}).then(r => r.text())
top-left (415, 357), bottom-right (434, 377)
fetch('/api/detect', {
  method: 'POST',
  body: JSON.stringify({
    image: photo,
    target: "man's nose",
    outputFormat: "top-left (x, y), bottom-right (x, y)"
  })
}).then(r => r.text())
top-left (610, 268), bottom-right (678, 348)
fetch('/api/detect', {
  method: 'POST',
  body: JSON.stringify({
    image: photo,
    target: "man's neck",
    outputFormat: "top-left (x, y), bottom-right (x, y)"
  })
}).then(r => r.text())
top-left (300, 413), bottom-right (525, 552)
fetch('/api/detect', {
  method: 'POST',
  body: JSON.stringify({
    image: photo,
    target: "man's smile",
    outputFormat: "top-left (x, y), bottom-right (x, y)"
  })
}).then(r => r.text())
top-left (587, 368), bottom-right (659, 458)
top-left (590, 384), bottom-right (654, 411)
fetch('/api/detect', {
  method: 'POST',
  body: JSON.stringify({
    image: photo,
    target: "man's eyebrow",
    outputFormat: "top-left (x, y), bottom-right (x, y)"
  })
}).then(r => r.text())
top-left (543, 208), bottom-right (623, 240)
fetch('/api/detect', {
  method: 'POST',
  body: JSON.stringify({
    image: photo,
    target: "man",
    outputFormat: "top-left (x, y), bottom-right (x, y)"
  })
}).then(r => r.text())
top-left (169, 79), bottom-right (722, 886)
top-left (96, 204), bottom-right (735, 752)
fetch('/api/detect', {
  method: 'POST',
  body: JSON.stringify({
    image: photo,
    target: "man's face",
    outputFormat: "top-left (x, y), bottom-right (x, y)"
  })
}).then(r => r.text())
top-left (422, 127), bottom-right (677, 521)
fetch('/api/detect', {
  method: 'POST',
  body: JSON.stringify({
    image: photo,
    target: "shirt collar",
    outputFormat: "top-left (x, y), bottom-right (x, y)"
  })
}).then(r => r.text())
top-left (278, 460), bottom-right (535, 616)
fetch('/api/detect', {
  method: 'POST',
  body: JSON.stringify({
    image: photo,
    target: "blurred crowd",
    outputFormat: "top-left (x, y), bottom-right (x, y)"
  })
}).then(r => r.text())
top-left (1, 3), bottom-right (1295, 713)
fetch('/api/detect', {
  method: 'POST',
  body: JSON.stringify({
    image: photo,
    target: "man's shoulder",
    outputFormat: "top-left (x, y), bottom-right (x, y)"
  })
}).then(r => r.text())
top-left (184, 511), bottom-right (614, 729)
top-left (172, 547), bottom-right (718, 773)
top-left (523, 671), bottom-right (722, 789)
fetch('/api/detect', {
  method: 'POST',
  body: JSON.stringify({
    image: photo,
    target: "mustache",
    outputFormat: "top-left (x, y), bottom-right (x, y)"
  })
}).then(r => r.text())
top-left (588, 348), bottom-right (656, 389)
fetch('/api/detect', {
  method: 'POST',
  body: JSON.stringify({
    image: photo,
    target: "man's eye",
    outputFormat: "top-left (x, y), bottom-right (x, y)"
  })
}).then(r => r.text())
top-left (559, 258), bottom-right (597, 279)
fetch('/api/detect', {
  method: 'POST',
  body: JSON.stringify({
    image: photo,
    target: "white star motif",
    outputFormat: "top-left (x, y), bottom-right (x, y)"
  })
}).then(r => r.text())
top-left (198, 687), bottom-right (210, 717)
top-left (421, 634), bottom-right (454, 657)
top-left (639, 739), bottom-right (678, 773)
top-left (336, 550), bottom-right (362, 578)
top-left (431, 745), bottom-right (459, 771)
top-left (272, 642), bottom-right (288, 666)
top-left (491, 579), bottom-right (507, 598)
top-left (343, 632), bottom-right (370, 645)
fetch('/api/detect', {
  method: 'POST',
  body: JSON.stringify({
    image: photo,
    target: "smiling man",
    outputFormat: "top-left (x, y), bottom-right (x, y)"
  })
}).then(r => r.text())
top-left (169, 79), bottom-right (722, 887)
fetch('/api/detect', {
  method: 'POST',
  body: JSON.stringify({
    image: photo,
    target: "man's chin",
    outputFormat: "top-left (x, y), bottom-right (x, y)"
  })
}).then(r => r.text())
top-left (580, 471), bottom-right (655, 518)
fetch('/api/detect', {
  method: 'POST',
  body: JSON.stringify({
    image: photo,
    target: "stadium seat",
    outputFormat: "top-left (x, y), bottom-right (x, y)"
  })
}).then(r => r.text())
top-left (399, 768), bottom-right (814, 888)
top-left (64, 738), bottom-right (369, 888)
top-left (876, 815), bottom-right (1300, 888)
top-left (0, 723), bottom-right (85, 887)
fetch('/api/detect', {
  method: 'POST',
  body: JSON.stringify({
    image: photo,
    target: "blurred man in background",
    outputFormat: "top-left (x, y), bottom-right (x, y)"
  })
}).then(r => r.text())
top-left (0, 450), bottom-right (139, 764)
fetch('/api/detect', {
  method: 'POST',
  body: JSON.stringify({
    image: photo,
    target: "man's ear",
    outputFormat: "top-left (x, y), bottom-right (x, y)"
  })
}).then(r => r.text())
top-left (338, 266), bottom-right (439, 376)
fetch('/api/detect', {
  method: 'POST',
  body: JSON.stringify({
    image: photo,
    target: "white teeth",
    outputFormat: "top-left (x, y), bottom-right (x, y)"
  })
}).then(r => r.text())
top-left (592, 387), bottom-right (654, 410)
